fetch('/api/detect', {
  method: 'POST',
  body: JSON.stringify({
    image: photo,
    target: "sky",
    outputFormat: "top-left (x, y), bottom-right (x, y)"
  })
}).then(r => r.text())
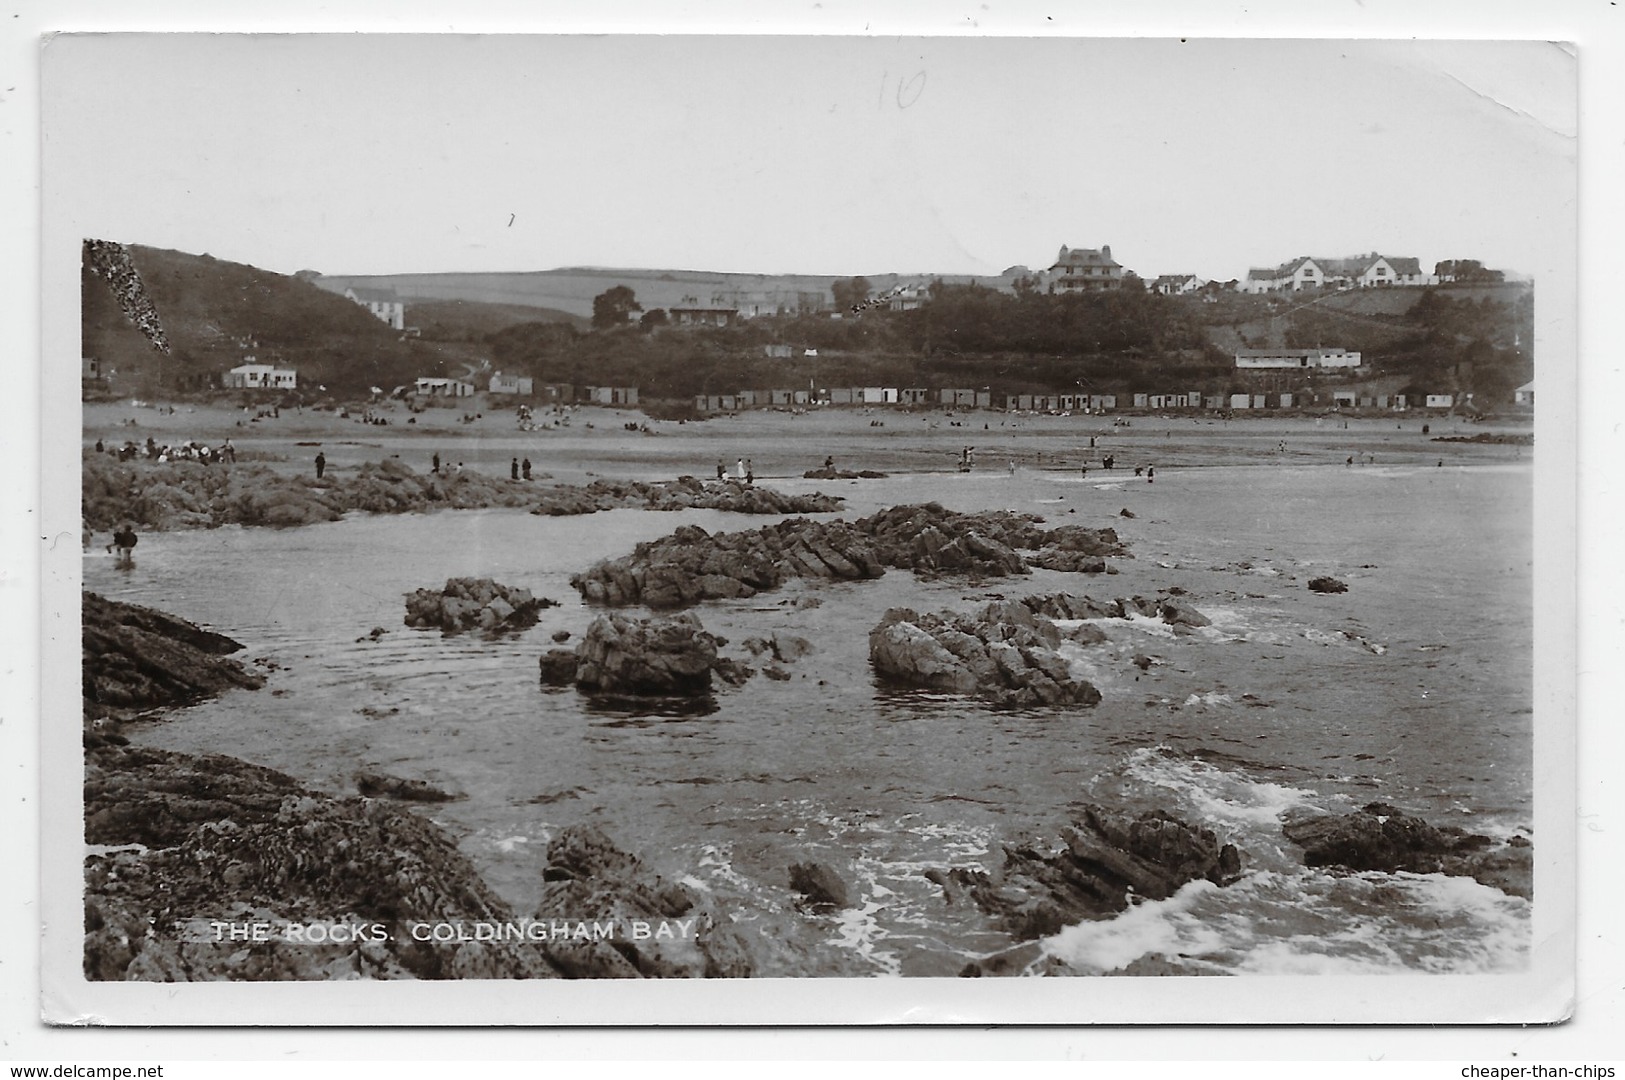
top-left (42, 35), bottom-right (1574, 283)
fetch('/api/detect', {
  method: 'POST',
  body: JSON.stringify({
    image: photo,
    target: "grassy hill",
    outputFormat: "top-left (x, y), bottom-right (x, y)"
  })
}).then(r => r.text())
top-left (403, 298), bottom-right (590, 340)
top-left (82, 244), bottom-right (470, 398)
top-left (314, 267), bottom-right (1018, 320)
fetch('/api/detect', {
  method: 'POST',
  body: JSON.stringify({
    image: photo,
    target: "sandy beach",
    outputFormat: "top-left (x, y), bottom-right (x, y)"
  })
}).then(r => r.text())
top-left (84, 398), bottom-right (1532, 488)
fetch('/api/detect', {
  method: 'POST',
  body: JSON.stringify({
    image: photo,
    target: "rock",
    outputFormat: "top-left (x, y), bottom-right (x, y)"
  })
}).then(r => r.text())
top-left (1282, 803), bottom-right (1532, 898)
top-left (574, 612), bottom-right (720, 697)
top-left (1308, 576), bottom-right (1349, 594)
top-left (538, 649), bottom-right (580, 687)
top-left (769, 632), bottom-right (814, 662)
top-left (82, 592), bottom-right (263, 729)
top-left (355, 771), bottom-right (462, 803)
top-left (531, 478), bottom-right (842, 517)
top-left (788, 861), bottom-right (851, 910)
top-left (405, 577), bottom-right (554, 634)
top-left (533, 825), bottom-right (751, 978)
top-left (762, 664), bottom-right (793, 682)
top-left (1157, 598), bottom-right (1211, 628)
top-left (934, 806), bottom-right (1243, 940)
top-left (1119, 508), bottom-right (1136, 519)
top-left (83, 745), bottom-right (558, 981)
top-left (551, 630), bottom-right (571, 643)
top-left (869, 603), bottom-right (1101, 707)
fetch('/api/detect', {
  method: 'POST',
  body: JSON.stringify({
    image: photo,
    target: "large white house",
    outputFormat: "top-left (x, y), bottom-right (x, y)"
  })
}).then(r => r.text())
top-left (1235, 347), bottom-right (1362, 370)
top-left (224, 362), bottom-right (298, 389)
top-left (344, 286), bottom-right (406, 330)
top-left (1241, 254), bottom-right (1433, 294)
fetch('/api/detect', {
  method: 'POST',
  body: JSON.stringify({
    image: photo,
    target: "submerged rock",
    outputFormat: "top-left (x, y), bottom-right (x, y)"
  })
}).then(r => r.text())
top-left (538, 648), bottom-right (579, 687)
top-left (404, 577), bottom-right (555, 634)
top-left (1282, 803), bottom-right (1532, 899)
top-left (1308, 576), bottom-right (1349, 594)
top-left (933, 805), bottom-right (1243, 942)
top-left (355, 771), bottom-right (463, 803)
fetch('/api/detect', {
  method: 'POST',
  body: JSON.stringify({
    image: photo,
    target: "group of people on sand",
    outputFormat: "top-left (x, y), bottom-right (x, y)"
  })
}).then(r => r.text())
top-left (95, 436), bottom-right (235, 465)
top-left (715, 459), bottom-right (754, 484)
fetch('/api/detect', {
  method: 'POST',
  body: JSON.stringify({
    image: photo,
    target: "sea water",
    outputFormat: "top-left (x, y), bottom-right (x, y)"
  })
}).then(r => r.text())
top-left (85, 462), bottom-right (1534, 976)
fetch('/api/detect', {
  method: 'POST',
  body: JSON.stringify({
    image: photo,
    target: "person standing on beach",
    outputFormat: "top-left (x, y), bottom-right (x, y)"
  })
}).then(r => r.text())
top-left (314, 452), bottom-right (326, 479)
top-left (736, 458), bottom-right (746, 480)
top-left (1147, 466), bottom-right (1155, 483)
top-left (433, 452), bottom-right (441, 475)
top-left (511, 457), bottom-right (520, 480)
top-left (746, 459), bottom-right (754, 485)
top-left (716, 461), bottom-right (726, 481)
top-left (522, 458), bottom-right (532, 481)
top-left (222, 438), bottom-right (235, 464)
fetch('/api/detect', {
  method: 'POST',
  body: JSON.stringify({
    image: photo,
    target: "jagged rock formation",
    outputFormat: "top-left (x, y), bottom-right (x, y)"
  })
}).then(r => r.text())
top-left (801, 468), bottom-right (888, 480)
top-left (531, 476), bottom-right (841, 516)
top-left (1283, 803), bottom-right (1532, 899)
top-left (82, 592), bottom-right (263, 730)
top-left (404, 577), bottom-right (554, 634)
top-left (930, 805), bottom-right (1244, 950)
top-left (571, 503), bottom-right (1130, 609)
top-left (84, 745), bottom-right (559, 981)
top-left (869, 601), bottom-right (1103, 707)
top-left (82, 453), bottom-right (541, 532)
top-left (533, 825), bottom-right (754, 978)
top-left (572, 520), bottom-right (885, 608)
top-left (574, 612), bottom-right (722, 697)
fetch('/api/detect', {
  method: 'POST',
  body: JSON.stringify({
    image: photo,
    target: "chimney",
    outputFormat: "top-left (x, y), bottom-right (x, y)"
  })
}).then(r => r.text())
top-left (1102, 245), bottom-right (1112, 260)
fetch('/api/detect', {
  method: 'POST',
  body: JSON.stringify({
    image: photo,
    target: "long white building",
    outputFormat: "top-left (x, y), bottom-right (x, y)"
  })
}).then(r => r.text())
top-left (1235, 347), bottom-right (1362, 370)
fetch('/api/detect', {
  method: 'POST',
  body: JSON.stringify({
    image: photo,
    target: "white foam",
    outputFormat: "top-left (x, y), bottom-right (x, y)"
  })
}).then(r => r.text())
top-left (1042, 879), bottom-right (1227, 972)
top-left (1122, 746), bottom-right (1320, 826)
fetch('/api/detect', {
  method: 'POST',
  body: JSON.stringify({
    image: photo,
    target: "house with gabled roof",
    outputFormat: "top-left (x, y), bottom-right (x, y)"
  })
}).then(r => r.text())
top-left (1045, 244), bottom-right (1126, 292)
top-left (344, 286), bottom-right (406, 330)
top-left (1151, 274), bottom-right (1206, 296)
top-left (1241, 254), bottom-right (1434, 294)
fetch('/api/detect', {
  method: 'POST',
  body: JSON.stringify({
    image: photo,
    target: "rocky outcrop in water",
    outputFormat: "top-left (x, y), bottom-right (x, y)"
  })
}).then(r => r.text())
top-left (788, 862), bottom-right (851, 911)
top-left (574, 612), bottom-right (722, 697)
top-left (83, 453), bottom-right (543, 533)
top-left (1307, 576), bottom-right (1349, 594)
top-left (533, 825), bottom-right (754, 978)
top-left (572, 520), bottom-right (885, 608)
top-left (1021, 591), bottom-right (1211, 630)
top-left (1282, 803), bottom-right (1532, 899)
top-left (532, 476), bottom-right (842, 516)
top-left (83, 744), bottom-right (559, 981)
top-left (932, 806), bottom-right (1243, 951)
top-left (801, 467), bottom-right (888, 480)
top-left (355, 771), bottom-right (463, 803)
top-left (404, 577), bottom-right (555, 634)
top-left (869, 601), bottom-right (1102, 707)
top-left (571, 504), bottom-right (1131, 609)
top-left (82, 592), bottom-right (263, 732)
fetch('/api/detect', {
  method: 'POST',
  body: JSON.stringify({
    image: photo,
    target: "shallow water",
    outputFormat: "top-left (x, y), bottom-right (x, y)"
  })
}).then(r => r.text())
top-left (87, 461), bottom-right (1534, 976)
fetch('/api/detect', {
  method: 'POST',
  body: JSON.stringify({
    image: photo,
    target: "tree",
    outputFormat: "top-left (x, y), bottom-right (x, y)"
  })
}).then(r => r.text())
top-left (639, 308), bottom-right (669, 331)
top-left (591, 285), bottom-right (642, 329)
top-left (832, 276), bottom-right (873, 312)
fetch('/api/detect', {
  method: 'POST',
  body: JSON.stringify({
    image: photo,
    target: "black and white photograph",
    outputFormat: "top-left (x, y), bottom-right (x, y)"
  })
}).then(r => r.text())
top-left (35, 27), bottom-right (1581, 1029)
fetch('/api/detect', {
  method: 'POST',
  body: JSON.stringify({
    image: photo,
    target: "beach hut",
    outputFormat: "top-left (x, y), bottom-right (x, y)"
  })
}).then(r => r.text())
top-left (1277, 393), bottom-right (1293, 408)
top-left (1133, 393), bottom-right (1149, 408)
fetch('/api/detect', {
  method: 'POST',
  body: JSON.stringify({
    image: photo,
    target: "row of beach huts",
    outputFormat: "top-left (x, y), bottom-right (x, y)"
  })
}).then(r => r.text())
top-left (692, 387), bottom-right (1464, 414)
